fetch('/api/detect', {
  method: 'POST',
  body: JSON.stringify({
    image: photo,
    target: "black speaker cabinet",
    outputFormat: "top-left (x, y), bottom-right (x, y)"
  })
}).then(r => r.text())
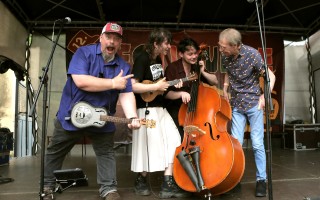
top-left (284, 124), bottom-right (320, 150)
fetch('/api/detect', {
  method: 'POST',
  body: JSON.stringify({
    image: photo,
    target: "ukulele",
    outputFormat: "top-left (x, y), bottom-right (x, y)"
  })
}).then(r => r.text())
top-left (71, 101), bottom-right (156, 128)
top-left (140, 73), bottom-right (198, 102)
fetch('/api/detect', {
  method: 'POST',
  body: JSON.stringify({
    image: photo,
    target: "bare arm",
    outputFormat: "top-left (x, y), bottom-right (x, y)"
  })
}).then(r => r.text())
top-left (201, 71), bottom-right (219, 85)
top-left (118, 92), bottom-right (140, 129)
top-left (131, 78), bottom-right (169, 94)
top-left (72, 70), bottom-right (133, 92)
top-left (119, 92), bottom-right (138, 119)
top-left (71, 74), bottom-right (113, 92)
top-left (223, 73), bottom-right (229, 101)
top-left (199, 60), bottom-right (218, 86)
top-left (165, 90), bottom-right (191, 104)
top-left (259, 68), bottom-right (276, 109)
top-left (165, 91), bottom-right (183, 100)
top-left (268, 68), bottom-right (276, 92)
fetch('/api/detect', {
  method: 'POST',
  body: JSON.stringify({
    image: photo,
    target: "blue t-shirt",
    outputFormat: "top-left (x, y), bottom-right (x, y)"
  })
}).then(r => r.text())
top-left (56, 43), bottom-right (132, 132)
top-left (222, 44), bottom-right (265, 112)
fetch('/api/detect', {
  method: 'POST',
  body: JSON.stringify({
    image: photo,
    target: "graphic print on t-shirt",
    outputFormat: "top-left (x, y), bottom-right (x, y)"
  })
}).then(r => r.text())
top-left (150, 64), bottom-right (163, 81)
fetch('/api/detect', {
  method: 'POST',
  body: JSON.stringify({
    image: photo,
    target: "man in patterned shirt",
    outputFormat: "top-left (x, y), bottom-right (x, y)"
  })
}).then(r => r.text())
top-left (219, 28), bottom-right (276, 197)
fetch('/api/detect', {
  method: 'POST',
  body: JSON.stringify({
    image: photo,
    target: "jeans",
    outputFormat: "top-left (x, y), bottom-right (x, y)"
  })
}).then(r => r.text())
top-left (44, 118), bottom-right (117, 197)
top-left (231, 105), bottom-right (267, 181)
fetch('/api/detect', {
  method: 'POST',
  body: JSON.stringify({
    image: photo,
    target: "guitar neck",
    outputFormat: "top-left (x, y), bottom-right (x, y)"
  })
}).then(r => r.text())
top-left (100, 115), bottom-right (132, 124)
top-left (167, 77), bottom-right (189, 86)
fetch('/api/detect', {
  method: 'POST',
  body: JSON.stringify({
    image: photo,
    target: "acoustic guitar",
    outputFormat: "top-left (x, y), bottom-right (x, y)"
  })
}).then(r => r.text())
top-left (140, 73), bottom-right (198, 102)
top-left (71, 101), bottom-right (156, 128)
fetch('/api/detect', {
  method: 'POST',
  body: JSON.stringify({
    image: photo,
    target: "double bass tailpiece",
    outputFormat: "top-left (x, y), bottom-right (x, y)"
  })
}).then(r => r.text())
top-left (176, 146), bottom-right (205, 192)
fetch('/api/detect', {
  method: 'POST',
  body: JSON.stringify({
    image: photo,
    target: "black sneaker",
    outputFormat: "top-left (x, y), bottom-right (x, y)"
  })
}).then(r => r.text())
top-left (159, 175), bottom-right (191, 199)
top-left (134, 173), bottom-right (151, 196)
top-left (255, 180), bottom-right (266, 197)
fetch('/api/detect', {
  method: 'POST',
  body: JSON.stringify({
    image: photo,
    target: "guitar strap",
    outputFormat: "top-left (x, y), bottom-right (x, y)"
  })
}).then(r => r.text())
top-left (144, 102), bottom-right (150, 116)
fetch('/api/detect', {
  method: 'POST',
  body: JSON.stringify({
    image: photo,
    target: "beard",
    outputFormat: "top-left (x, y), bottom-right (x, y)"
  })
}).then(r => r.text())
top-left (102, 53), bottom-right (115, 63)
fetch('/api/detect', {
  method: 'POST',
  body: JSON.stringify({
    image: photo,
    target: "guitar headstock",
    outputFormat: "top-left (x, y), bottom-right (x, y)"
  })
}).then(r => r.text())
top-left (187, 72), bottom-right (198, 82)
top-left (140, 119), bottom-right (156, 128)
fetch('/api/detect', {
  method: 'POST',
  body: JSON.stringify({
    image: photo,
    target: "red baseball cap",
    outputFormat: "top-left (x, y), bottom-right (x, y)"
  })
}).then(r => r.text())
top-left (101, 22), bottom-right (123, 37)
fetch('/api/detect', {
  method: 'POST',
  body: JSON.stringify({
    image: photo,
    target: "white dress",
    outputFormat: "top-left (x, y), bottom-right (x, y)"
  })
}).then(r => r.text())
top-left (131, 107), bottom-right (181, 172)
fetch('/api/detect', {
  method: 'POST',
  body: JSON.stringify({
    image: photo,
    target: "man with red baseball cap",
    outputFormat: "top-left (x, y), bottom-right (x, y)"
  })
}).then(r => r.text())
top-left (101, 22), bottom-right (123, 37)
top-left (43, 22), bottom-right (140, 200)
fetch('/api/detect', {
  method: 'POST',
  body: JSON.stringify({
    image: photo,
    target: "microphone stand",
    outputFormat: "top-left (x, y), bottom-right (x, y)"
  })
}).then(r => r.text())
top-left (28, 21), bottom-right (66, 200)
top-left (253, 0), bottom-right (274, 199)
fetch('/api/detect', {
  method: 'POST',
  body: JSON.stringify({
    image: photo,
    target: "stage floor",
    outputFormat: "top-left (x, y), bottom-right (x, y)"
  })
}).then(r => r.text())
top-left (1, 143), bottom-right (320, 200)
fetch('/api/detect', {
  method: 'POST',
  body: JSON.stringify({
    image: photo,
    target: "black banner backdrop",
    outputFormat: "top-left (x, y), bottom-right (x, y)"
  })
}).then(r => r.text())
top-left (66, 29), bottom-right (284, 135)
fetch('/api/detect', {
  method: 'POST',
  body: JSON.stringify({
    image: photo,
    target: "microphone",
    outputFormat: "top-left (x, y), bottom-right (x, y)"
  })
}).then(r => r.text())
top-left (56, 17), bottom-right (71, 24)
top-left (247, 0), bottom-right (255, 3)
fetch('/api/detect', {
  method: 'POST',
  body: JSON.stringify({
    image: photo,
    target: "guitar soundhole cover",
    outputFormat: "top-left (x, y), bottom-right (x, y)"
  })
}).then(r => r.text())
top-left (74, 105), bottom-right (92, 125)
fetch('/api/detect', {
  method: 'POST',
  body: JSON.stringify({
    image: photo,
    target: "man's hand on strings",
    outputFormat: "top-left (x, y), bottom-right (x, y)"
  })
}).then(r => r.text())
top-left (128, 118), bottom-right (141, 129)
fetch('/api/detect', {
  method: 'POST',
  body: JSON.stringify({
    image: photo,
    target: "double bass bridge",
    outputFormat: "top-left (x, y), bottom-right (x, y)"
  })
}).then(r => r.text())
top-left (184, 125), bottom-right (206, 135)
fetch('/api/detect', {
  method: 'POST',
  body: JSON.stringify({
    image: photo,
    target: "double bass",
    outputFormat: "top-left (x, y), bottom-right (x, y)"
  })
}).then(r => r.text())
top-left (172, 45), bottom-right (245, 198)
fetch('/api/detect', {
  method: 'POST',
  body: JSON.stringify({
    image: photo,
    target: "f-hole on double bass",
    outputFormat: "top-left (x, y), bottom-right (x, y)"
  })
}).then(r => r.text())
top-left (172, 44), bottom-right (245, 199)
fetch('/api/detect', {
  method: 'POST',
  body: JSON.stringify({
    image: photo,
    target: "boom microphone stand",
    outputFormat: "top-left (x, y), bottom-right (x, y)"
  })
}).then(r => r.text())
top-left (28, 20), bottom-right (68, 200)
top-left (251, 0), bottom-right (274, 199)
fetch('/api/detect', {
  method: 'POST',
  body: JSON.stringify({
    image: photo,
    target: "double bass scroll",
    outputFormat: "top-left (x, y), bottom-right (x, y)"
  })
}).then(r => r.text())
top-left (197, 43), bottom-right (218, 73)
